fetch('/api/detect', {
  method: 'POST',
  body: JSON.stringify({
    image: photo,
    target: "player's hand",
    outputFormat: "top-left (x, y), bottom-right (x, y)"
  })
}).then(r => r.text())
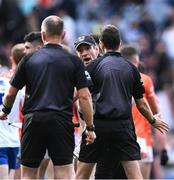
top-left (85, 130), bottom-right (96, 145)
top-left (152, 114), bottom-right (170, 133)
top-left (160, 149), bottom-right (169, 166)
top-left (0, 111), bottom-right (8, 120)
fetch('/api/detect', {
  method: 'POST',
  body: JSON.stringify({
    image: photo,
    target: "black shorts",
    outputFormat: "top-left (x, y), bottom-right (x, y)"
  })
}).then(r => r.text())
top-left (78, 129), bottom-right (140, 163)
top-left (21, 111), bottom-right (75, 168)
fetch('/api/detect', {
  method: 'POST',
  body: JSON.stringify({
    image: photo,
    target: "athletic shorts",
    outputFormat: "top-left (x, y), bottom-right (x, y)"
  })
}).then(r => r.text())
top-left (79, 129), bottom-right (141, 163)
top-left (21, 111), bottom-right (75, 168)
top-left (0, 147), bottom-right (20, 169)
top-left (141, 146), bottom-right (153, 163)
top-left (137, 137), bottom-right (148, 159)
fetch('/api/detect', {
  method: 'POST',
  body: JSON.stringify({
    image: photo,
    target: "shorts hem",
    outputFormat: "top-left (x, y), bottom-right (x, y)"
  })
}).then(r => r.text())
top-left (78, 157), bottom-right (96, 164)
top-left (21, 160), bottom-right (41, 168)
top-left (52, 159), bottom-right (73, 166)
top-left (121, 156), bottom-right (141, 161)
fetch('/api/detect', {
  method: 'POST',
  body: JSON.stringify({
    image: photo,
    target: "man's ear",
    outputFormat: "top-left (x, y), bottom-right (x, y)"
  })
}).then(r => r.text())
top-left (41, 31), bottom-right (46, 43)
top-left (61, 31), bottom-right (66, 41)
top-left (8, 56), bottom-right (13, 66)
top-left (94, 45), bottom-right (100, 55)
top-left (99, 40), bottom-right (104, 52)
top-left (118, 41), bottom-right (123, 52)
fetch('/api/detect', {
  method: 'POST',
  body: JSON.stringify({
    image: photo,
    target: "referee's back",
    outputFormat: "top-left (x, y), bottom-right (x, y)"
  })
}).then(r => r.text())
top-left (88, 51), bottom-right (143, 121)
top-left (87, 24), bottom-right (144, 124)
top-left (10, 44), bottom-right (87, 116)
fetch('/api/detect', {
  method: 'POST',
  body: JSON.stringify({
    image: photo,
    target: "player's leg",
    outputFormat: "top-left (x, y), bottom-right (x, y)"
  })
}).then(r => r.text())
top-left (14, 168), bottom-right (21, 179)
top-left (22, 165), bottom-right (39, 179)
top-left (0, 165), bottom-right (8, 178)
top-left (14, 145), bottom-right (22, 179)
top-left (121, 160), bottom-right (143, 179)
top-left (8, 147), bottom-right (20, 179)
top-left (38, 150), bottom-right (50, 179)
top-left (0, 148), bottom-right (9, 178)
top-left (75, 161), bottom-right (95, 179)
top-left (38, 158), bottom-right (50, 179)
top-left (54, 163), bottom-right (75, 179)
top-left (139, 161), bottom-right (152, 179)
top-left (45, 160), bottom-right (54, 179)
top-left (139, 146), bottom-right (153, 179)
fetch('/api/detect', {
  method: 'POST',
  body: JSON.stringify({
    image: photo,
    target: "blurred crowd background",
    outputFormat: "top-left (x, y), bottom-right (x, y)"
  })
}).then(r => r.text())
top-left (0, 0), bottom-right (174, 179)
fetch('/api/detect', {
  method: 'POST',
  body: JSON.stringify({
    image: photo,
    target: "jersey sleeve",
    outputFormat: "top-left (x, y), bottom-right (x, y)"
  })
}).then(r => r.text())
top-left (143, 75), bottom-right (155, 99)
top-left (85, 70), bottom-right (93, 91)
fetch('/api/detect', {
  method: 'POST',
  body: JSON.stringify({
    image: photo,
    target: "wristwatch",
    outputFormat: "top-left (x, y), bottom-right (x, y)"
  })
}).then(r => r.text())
top-left (151, 116), bottom-right (156, 124)
top-left (2, 104), bottom-right (11, 114)
top-left (86, 125), bottom-right (95, 131)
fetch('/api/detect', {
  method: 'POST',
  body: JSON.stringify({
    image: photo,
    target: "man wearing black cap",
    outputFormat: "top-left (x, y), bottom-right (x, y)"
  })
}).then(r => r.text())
top-left (73, 35), bottom-right (99, 150)
top-left (74, 35), bottom-right (100, 66)
top-left (73, 35), bottom-right (100, 177)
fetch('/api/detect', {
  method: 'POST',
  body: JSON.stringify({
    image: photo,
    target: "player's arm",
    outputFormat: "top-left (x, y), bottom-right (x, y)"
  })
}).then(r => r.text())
top-left (135, 98), bottom-right (169, 133)
top-left (135, 97), bottom-right (154, 123)
top-left (77, 87), bottom-right (93, 127)
top-left (0, 85), bottom-right (19, 120)
top-left (132, 65), bottom-right (169, 133)
top-left (144, 75), bottom-right (160, 114)
top-left (146, 95), bottom-right (160, 114)
top-left (77, 87), bottom-right (96, 144)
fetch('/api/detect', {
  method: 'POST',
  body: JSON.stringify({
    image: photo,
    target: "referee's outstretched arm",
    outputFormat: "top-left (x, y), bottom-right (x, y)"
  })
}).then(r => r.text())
top-left (135, 98), bottom-right (170, 133)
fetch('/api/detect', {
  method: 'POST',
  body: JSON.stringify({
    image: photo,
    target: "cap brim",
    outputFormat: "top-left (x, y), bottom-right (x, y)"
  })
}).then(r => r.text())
top-left (75, 42), bottom-right (94, 50)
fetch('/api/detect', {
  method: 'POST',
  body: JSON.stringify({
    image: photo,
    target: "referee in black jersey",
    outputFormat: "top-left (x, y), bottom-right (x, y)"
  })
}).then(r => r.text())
top-left (0, 15), bottom-right (96, 179)
top-left (75, 25), bottom-right (169, 179)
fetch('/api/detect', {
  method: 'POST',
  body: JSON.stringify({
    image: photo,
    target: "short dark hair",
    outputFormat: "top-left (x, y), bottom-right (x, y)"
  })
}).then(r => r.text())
top-left (90, 34), bottom-right (100, 45)
top-left (120, 45), bottom-right (138, 61)
top-left (100, 25), bottom-right (121, 50)
top-left (24, 32), bottom-right (42, 44)
top-left (41, 15), bottom-right (64, 37)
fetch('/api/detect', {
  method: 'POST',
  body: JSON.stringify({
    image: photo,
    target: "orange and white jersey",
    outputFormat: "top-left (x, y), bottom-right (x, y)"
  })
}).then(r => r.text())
top-left (132, 73), bottom-right (155, 160)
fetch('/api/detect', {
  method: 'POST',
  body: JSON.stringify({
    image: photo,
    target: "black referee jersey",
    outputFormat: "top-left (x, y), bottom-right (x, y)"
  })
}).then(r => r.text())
top-left (86, 52), bottom-right (144, 126)
top-left (10, 44), bottom-right (88, 116)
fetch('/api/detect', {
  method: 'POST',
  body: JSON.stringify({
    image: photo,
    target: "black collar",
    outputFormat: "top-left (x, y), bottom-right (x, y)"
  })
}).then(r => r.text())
top-left (104, 51), bottom-right (122, 57)
top-left (44, 43), bottom-right (62, 49)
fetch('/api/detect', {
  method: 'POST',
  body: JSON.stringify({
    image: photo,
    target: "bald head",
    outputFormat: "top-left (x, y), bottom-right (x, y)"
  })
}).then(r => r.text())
top-left (41, 15), bottom-right (64, 38)
top-left (120, 45), bottom-right (140, 67)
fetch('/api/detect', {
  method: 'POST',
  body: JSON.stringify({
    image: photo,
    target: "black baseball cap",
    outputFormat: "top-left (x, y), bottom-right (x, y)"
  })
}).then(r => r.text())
top-left (74, 35), bottom-right (97, 50)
